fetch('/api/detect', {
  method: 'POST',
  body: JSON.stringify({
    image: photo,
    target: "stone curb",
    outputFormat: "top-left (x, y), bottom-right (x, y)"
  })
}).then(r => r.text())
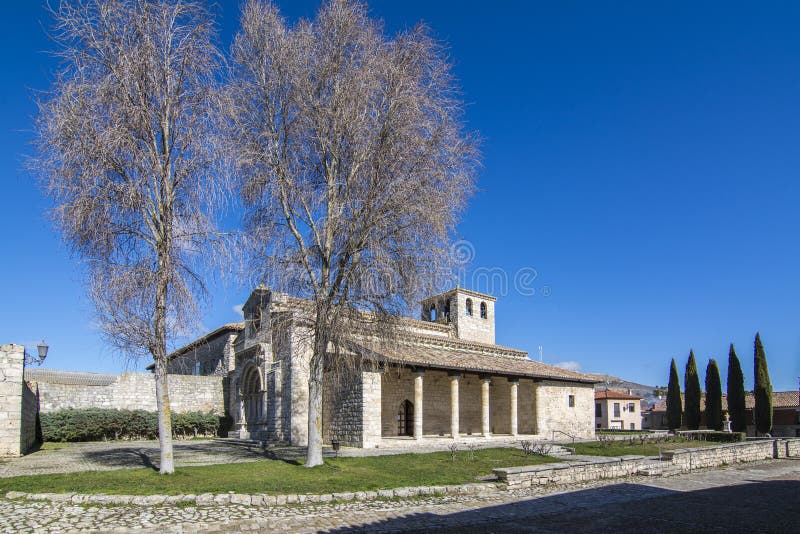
top-left (4, 482), bottom-right (501, 507)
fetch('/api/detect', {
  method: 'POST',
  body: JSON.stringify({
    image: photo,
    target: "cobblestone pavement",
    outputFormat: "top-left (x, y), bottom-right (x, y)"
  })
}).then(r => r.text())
top-left (0, 459), bottom-right (797, 533)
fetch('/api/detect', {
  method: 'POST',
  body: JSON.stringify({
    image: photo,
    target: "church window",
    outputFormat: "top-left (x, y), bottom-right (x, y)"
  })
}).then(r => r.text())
top-left (480, 301), bottom-right (488, 319)
top-left (466, 298), bottom-right (473, 316)
top-left (194, 361), bottom-right (201, 376)
top-left (430, 305), bottom-right (437, 321)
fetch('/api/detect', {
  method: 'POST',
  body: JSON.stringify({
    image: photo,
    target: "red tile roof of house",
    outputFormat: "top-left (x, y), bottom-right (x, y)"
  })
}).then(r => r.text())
top-left (649, 390), bottom-right (800, 412)
top-left (595, 390), bottom-right (643, 400)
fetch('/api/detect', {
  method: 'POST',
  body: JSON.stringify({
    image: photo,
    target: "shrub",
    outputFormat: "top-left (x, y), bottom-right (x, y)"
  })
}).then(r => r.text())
top-left (678, 430), bottom-right (745, 443)
top-left (40, 409), bottom-right (225, 442)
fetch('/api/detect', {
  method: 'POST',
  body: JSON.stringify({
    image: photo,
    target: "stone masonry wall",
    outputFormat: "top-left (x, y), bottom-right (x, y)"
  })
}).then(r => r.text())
top-left (361, 371), bottom-right (381, 448)
top-left (167, 333), bottom-right (237, 377)
top-left (20, 381), bottom-right (38, 454)
top-left (489, 377), bottom-right (512, 434)
top-left (496, 439), bottom-right (800, 488)
top-left (534, 380), bottom-right (595, 439)
top-left (666, 440), bottom-right (775, 472)
top-left (496, 455), bottom-right (649, 488)
top-left (518, 379), bottom-right (536, 434)
top-left (323, 367), bottom-right (363, 447)
top-left (0, 345), bottom-right (28, 456)
top-left (30, 371), bottom-right (224, 414)
top-left (323, 368), bottom-right (381, 448)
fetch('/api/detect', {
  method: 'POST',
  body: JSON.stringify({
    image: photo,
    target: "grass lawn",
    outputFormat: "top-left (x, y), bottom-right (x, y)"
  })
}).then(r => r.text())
top-left (0, 447), bottom-right (558, 495)
top-left (573, 438), bottom-right (722, 457)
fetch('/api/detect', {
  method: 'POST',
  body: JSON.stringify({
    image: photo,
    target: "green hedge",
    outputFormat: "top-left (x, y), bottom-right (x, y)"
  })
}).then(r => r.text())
top-left (40, 409), bottom-right (230, 442)
top-left (678, 430), bottom-right (746, 443)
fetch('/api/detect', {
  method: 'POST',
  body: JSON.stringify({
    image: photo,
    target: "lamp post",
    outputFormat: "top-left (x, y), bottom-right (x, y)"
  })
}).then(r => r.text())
top-left (25, 340), bottom-right (49, 366)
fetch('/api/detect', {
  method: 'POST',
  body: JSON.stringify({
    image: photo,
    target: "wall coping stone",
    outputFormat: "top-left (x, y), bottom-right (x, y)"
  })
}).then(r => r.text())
top-left (4, 481), bottom-right (501, 507)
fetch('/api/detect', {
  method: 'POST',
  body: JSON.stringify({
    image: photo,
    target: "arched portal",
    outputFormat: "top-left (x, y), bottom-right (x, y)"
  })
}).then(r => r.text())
top-left (240, 365), bottom-right (263, 430)
top-left (397, 399), bottom-right (414, 436)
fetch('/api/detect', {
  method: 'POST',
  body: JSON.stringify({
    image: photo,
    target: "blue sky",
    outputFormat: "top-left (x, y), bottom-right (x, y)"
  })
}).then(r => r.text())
top-left (2, 1), bottom-right (799, 391)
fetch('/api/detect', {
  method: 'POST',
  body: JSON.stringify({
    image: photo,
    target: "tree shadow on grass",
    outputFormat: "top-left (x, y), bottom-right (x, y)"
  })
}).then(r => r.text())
top-left (323, 480), bottom-right (800, 533)
top-left (77, 440), bottom-right (328, 469)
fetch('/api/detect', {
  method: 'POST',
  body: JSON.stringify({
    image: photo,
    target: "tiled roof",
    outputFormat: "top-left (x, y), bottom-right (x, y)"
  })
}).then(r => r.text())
top-left (595, 390), bottom-right (643, 400)
top-left (352, 337), bottom-right (597, 383)
top-left (649, 390), bottom-right (800, 412)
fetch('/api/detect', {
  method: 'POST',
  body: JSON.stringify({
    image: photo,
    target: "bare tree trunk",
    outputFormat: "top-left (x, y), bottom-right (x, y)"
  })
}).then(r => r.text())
top-left (153, 248), bottom-right (175, 474)
top-left (153, 355), bottom-right (175, 474)
top-left (305, 331), bottom-right (326, 468)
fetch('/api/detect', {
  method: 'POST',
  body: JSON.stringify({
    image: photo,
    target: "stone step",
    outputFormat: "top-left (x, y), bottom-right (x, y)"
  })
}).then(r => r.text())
top-left (638, 461), bottom-right (682, 477)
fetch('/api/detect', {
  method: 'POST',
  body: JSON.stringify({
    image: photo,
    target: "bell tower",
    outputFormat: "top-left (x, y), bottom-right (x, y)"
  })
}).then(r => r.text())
top-left (421, 288), bottom-right (496, 345)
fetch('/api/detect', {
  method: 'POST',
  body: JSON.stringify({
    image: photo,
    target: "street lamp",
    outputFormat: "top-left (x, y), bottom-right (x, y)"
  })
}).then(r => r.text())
top-left (25, 340), bottom-right (49, 366)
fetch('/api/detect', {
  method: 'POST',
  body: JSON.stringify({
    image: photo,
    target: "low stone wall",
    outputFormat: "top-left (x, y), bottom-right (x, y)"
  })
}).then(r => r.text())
top-left (495, 439), bottom-right (800, 488)
top-left (665, 440), bottom-right (774, 472)
top-left (495, 455), bottom-right (649, 488)
top-left (26, 369), bottom-right (225, 415)
top-left (5, 481), bottom-right (500, 507)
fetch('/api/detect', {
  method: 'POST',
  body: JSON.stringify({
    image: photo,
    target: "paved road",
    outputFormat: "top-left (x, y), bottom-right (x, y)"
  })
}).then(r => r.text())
top-left (0, 459), bottom-right (797, 532)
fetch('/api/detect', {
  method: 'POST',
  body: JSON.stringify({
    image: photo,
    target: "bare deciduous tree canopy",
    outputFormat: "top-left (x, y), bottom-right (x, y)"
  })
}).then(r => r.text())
top-left (32, 0), bottom-right (224, 474)
top-left (225, 0), bottom-right (478, 466)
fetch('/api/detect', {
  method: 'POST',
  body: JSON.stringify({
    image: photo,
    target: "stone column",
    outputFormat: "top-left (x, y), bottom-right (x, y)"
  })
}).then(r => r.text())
top-left (449, 373), bottom-right (460, 438)
top-left (509, 378), bottom-right (519, 436)
top-left (361, 370), bottom-right (382, 448)
top-left (481, 376), bottom-right (491, 436)
top-left (413, 370), bottom-right (424, 439)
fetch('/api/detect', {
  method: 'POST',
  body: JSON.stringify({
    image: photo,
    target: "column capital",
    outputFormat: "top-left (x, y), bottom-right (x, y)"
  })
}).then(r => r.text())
top-left (447, 371), bottom-right (462, 379)
top-left (412, 367), bottom-right (426, 376)
top-left (479, 374), bottom-right (493, 382)
top-left (508, 377), bottom-right (520, 384)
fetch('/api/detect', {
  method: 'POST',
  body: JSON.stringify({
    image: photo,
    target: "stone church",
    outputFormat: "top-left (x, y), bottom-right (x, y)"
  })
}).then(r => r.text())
top-left (165, 287), bottom-right (597, 448)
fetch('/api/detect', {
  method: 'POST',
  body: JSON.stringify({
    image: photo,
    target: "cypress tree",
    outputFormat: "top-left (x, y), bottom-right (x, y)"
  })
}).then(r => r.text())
top-left (704, 359), bottom-right (723, 431)
top-left (684, 350), bottom-right (702, 430)
top-left (753, 332), bottom-right (773, 435)
top-left (727, 344), bottom-right (747, 433)
top-left (666, 359), bottom-right (682, 431)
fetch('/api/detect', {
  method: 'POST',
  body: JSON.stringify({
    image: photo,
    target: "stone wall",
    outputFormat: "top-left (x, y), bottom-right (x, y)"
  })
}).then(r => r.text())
top-left (20, 381), bottom-right (38, 454)
top-left (665, 440), bottom-right (775, 471)
top-left (495, 455), bottom-right (649, 488)
top-left (27, 369), bottom-right (224, 415)
top-left (323, 367), bottom-right (363, 447)
top-left (496, 439), bottom-right (800, 488)
top-left (361, 371), bottom-right (381, 447)
top-left (489, 377), bottom-right (512, 435)
top-left (518, 379), bottom-right (537, 434)
top-left (451, 291), bottom-right (495, 345)
top-left (0, 345), bottom-right (31, 457)
top-left (534, 380), bottom-right (595, 439)
top-left (166, 333), bottom-right (238, 377)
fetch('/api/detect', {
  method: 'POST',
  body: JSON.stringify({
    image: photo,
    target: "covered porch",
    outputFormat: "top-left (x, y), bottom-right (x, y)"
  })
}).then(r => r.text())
top-left (380, 367), bottom-right (539, 440)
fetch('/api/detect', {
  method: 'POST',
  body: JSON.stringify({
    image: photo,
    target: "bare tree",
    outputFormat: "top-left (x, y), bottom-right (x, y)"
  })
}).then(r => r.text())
top-left (32, 0), bottom-right (223, 474)
top-left (225, 0), bottom-right (478, 467)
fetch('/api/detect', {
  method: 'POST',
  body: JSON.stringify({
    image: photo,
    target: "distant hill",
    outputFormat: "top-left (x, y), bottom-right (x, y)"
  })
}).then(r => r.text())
top-left (585, 373), bottom-right (663, 406)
